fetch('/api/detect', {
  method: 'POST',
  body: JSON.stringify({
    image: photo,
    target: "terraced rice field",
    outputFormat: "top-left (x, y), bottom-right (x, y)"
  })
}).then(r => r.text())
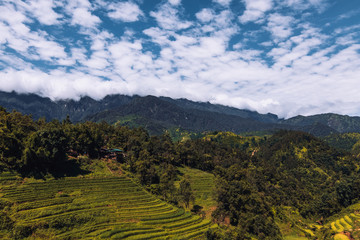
top-left (330, 213), bottom-right (360, 232)
top-left (0, 173), bottom-right (215, 239)
top-left (328, 212), bottom-right (360, 240)
top-left (177, 167), bottom-right (216, 213)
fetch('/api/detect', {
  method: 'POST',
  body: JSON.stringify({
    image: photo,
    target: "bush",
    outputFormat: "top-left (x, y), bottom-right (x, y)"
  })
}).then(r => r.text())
top-left (0, 211), bottom-right (14, 230)
top-left (12, 224), bottom-right (33, 239)
top-left (0, 198), bottom-right (12, 210)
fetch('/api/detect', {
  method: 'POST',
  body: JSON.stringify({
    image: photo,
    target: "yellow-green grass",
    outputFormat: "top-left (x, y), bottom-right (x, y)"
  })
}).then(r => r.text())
top-left (340, 218), bottom-right (352, 230)
top-left (302, 229), bottom-right (314, 237)
top-left (283, 236), bottom-right (309, 240)
top-left (0, 171), bottom-right (21, 181)
top-left (344, 216), bottom-right (352, 224)
top-left (334, 234), bottom-right (350, 240)
top-left (335, 220), bottom-right (345, 232)
top-left (177, 167), bottom-right (216, 214)
top-left (350, 213), bottom-right (360, 219)
top-left (0, 175), bottom-right (214, 239)
top-left (331, 222), bottom-right (337, 232)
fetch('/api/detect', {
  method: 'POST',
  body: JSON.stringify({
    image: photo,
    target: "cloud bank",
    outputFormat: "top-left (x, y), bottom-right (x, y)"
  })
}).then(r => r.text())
top-left (0, 0), bottom-right (359, 118)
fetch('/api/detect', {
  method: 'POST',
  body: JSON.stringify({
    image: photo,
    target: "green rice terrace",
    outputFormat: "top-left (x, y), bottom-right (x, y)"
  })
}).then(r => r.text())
top-left (176, 167), bottom-right (216, 217)
top-left (277, 203), bottom-right (360, 240)
top-left (327, 205), bottom-right (360, 240)
top-left (0, 171), bottom-right (215, 239)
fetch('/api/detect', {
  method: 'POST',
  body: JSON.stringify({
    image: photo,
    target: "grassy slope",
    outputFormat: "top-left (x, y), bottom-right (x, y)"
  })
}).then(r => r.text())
top-left (176, 167), bottom-right (216, 218)
top-left (0, 163), bottom-right (215, 239)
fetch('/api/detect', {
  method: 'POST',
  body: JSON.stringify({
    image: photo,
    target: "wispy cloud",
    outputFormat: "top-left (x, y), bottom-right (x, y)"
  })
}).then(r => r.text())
top-left (107, 1), bottom-right (144, 22)
top-left (25, 0), bottom-right (62, 25)
top-left (150, 2), bottom-right (192, 30)
top-left (65, 0), bottom-right (101, 28)
top-left (266, 13), bottom-right (295, 42)
top-left (196, 8), bottom-right (215, 23)
top-left (213, 0), bottom-right (232, 7)
top-left (283, 0), bottom-right (328, 12)
top-left (239, 0), bottom-right (273, 24)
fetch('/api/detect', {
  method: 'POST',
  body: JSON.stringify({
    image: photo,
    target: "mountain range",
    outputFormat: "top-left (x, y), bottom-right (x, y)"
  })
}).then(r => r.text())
top-left (1, 90), bottom-right (360, 136)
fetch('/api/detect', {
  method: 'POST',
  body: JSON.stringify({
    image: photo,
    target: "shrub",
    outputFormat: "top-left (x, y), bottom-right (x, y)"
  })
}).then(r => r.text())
top-left (12, 223), bottom-right (33, 240)
top-left (0, 211), bottom-right (14, 230)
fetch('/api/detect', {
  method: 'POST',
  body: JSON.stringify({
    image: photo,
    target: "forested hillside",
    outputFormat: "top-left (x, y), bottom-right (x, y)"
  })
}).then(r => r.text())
top-left (283, 114), bottom-right (360, 133)
top-left (1, 107), bottom-right (360, 239)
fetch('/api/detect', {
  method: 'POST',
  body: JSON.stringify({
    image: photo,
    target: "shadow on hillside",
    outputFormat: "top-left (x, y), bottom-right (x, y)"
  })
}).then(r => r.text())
top-left (20, 159), bottom-right (90, 179)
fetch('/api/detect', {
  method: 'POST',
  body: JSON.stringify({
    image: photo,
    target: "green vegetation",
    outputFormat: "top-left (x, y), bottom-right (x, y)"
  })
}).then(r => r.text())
top-left (283, 113), bottom-right (360, 134)
top-left (323, 133), bottom-right (360, 152)
top-left (283, 236), bottom-right (308, 240)
top-left (2, 107), bottom-right (360, 239)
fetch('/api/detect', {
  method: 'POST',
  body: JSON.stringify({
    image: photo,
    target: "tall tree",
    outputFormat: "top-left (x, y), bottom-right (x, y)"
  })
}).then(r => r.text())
top-left (22, 121), bottom-right (69, 174)
top-left (178, 176), bottom-right (195, 208)
top-left (212, 165), bottom-right (282, 240)
top-left (0, 109), bottom-right (36, 171)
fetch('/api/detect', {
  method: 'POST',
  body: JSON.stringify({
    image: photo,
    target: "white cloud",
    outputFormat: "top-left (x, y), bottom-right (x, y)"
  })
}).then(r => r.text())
top-left (1, 0), bottom-right (360, 119)
top-left (150, 2), bottom-right (192, 30)
top-left (266, 13), bottom-right (295, 41)
top-left (196, 8), bottom-right (215, 23)
top-left (338, 10), bottom-right (360, 20)
top-left (65, 0), bottom-right (101, 28)
top-left (169, 0), bottom-right (182, 6)
top-left (26, 0), bottom-right (62, 25)
top-left (0, 68), bottom-right (128, 100)
top-left (0, 1), bottom-right (69, 63)
top-left (336, 34), bottom-right (357, 46)
top-left (71, 7), bottom-right (101, 28)
top-left (213, 0), bottom-right (232, 7)
top-left (31, 38), bottom-right (67, 61)
top-left (239, 0), bottom-right (273, 24)
top-left (282, 0), bottom-right (327, 12)
top-left (107, 1), bottom-right (144, 22)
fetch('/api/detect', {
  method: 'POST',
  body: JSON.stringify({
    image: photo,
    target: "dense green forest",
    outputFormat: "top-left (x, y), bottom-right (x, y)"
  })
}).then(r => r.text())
top-left (1, 107), bottom-right (360, 239)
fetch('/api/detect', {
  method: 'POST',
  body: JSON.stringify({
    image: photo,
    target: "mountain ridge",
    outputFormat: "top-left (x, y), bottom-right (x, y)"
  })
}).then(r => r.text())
top-left (1, 90), bottom-right (359, 136)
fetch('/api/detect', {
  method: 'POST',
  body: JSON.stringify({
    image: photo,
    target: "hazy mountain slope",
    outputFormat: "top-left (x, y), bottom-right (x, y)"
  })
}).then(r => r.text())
top-left (283, 113), bottom-right (360, 133)
top-left (86, 95), bottom-right (284, 134)
top-left (160, 96), bottom-right (280, 123)
top-left (0, 91), bottom-right (133, 121)
top-left (0, 91), bottom-right (59, 120)
top-left (0, 90), bottom-right (353, 136)
top-left (297, 122), bottom-right (339, 137)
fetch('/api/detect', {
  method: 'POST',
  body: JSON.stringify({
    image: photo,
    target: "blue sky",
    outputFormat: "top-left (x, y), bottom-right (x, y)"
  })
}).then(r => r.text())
top-left (0, 0), bottom-right (359, 118)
